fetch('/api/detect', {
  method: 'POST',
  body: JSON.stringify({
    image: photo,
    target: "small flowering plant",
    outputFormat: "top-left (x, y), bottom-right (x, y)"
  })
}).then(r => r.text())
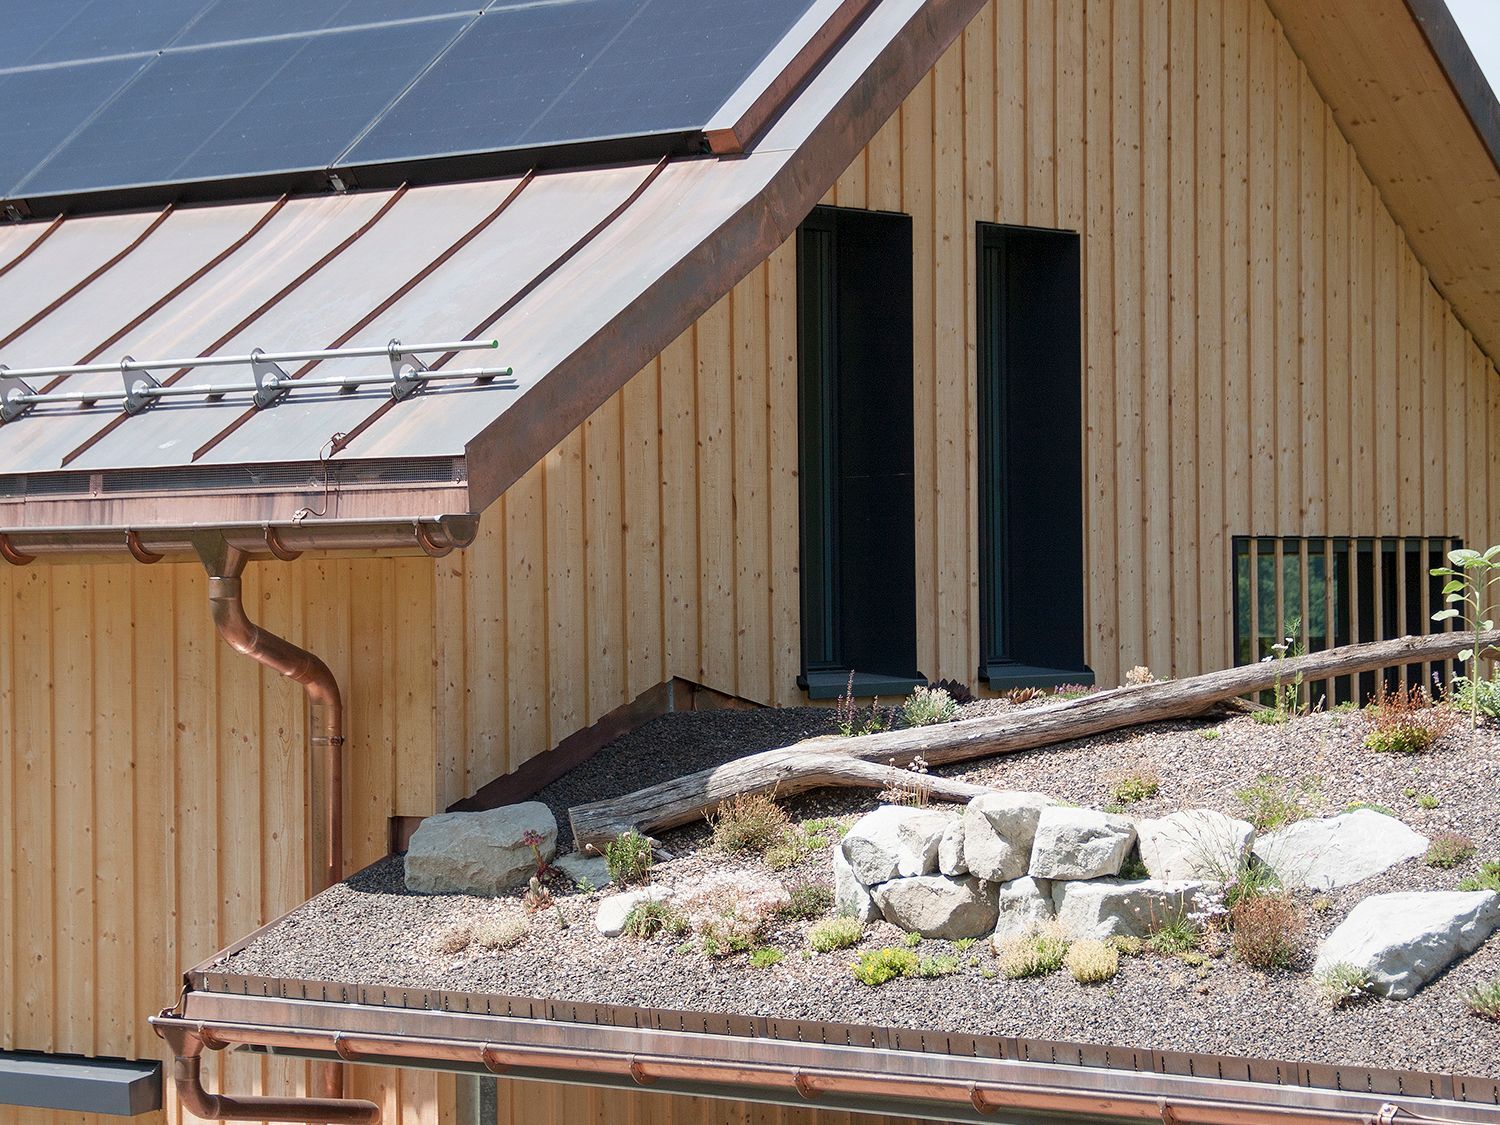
top-left (521, 828), bottom-right (551, 881)
top-left (1186, 888), bottom-right (1228, 931)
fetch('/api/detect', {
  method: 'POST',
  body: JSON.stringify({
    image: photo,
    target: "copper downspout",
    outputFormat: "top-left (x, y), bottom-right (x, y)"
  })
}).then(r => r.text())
top-left (149, 1016), bottom-right (1432, 1125)
top-left (158, 1024), bottom-right (379, 1125)
top-left (191, 534), bottom-right (350, 1112)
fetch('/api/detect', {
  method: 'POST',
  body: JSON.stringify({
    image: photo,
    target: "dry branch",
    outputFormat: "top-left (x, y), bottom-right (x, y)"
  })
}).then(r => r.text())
top-left (569, 631), bottom-right (1497, 848)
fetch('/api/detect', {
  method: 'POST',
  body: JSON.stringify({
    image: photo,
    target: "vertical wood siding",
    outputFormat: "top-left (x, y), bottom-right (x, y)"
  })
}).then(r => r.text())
top-left (5, 2), bottom-right (1500, 1124)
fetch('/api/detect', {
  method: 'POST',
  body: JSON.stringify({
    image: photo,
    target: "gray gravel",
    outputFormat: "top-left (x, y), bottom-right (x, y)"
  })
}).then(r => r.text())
top-left (219, 705), bottom-right (1500, 1078)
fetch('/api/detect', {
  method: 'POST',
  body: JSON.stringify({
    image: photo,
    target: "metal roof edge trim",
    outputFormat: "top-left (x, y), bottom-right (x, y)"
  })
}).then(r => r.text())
top-left (462, 0), bottom-right (985, 513)
top-left (1403, 0), bottom-right (1500, 179)
top-left (0, 1050), bottom-right (162, 1117)
top-left (165, 989), bottom-right (1500, 1123)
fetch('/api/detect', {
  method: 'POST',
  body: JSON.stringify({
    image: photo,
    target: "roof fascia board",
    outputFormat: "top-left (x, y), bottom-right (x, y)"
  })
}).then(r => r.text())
top-left (0, 1051), bottom-right (161, 1117)
top-left (463, 0), bottom-right (985, 513)
top-left (1403, 0), bottom-right (1500, 177)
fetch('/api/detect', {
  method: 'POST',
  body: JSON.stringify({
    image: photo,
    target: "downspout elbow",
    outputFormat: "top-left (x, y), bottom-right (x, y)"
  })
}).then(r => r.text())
top-left (165, 1031), bottom-right (380, 1124)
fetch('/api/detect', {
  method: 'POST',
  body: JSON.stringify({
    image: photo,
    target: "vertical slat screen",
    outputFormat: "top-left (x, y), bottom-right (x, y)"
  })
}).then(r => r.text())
top-left (1232, 535), bottom-right (1462, 705)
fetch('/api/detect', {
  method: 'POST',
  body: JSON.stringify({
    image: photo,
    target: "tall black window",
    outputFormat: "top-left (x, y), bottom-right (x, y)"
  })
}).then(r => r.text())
top-left (796, 206), bottom-right (920, 699)
top-left (978, 223), bottom-right (1091, 688)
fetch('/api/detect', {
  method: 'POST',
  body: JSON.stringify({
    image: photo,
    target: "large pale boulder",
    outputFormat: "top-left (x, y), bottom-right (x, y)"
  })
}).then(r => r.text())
top-left (963, 792), bottom-right (1055, 883)
top-left (990, 876), bottom-right (1056, 948)
top-left (595, 886), bottom-right (671, 936)
top-left (833, 844), bottom-right (879, 922)
top-left (1137, 809), bottom-right (1255, 881)
top-left (938, 819), bottom-right (968, 876)
top-left (841, 806), bottom-right (954, 886)
top-left (1029, 807), bottom-right (1136, 880)
top-left (1314, 891), bottom-right (1500, 999)
top-left (871, 875), bottom-right (1000, 939)
top-left (1253, 810), bottom-right (1428, 891)
top-left (404, 802), bottom-right (557, 895)
top-left (1052, 878), bottom-right (1216, 940)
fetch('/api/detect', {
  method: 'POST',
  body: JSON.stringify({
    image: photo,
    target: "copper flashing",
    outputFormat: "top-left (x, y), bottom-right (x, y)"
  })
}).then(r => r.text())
top-left (0, 214), bottom-right (65, 281)
top-left (151, 992), bottom-right (1500, 1125)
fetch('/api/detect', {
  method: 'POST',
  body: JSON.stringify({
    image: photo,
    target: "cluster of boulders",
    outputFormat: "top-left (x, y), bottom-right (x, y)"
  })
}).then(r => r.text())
top-left (397, 791), bottom-right (1500, 1002)
top-left (833, 795), bottom-right (1500, 998)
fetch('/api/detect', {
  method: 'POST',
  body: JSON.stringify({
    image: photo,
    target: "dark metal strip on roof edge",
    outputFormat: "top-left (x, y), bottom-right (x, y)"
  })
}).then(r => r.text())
top-left (0, 1050), bottom-right (161, 1117)
top-left (463, 0), bottom-right (985, 513)
top-left (170, 986), bottom-right (1500, 1120)
top-left (1403, 0), bottom-right (1500, 179)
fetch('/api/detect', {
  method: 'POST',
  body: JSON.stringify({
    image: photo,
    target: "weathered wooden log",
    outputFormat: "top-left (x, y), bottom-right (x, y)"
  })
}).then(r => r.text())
top-left (569, 630), bottom-right (1497, 848)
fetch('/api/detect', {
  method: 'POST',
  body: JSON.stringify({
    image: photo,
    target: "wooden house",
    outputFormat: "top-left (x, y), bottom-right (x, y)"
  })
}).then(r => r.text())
top-left (2, 0), bottom-right (1499, 1121)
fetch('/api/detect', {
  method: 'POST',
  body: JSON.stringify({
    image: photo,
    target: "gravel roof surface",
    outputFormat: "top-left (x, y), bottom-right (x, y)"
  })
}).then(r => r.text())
top-left (218, 701), bottom-right (1500, 1077)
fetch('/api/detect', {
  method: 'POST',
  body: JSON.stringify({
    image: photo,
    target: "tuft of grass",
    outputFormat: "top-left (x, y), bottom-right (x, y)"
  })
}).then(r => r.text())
top-left (1235, 773), bottom-right (1322, 831)
top-left (604, 831), bottom-right (654, 886)
top-left (624, 899), bottom-right (689, 940)
top-left (1147, 915), bottom-right (1199, 957)
top-left (1415, 793), bottom-right (1440, 810)
top-left (1250, 708), bottom-right (1290, 725)
top-left (850, 947), bottom-right (919, 987)
top-left (433, 925), bottom-right (472, 955)
top-left (917, 954), bottom-right (960, 978)
top-left (1109, 766), bottom-right (1161, 805)
top-left (1198, 728), bottom-right (1222, 741)
top-left (996, 925), bottom-right (1070, 980)
top-left (1362, 684), bottom-right (1457, 754)
top-left (1343, 800), bottom-right (1396, 816)
top-left (808, 915), bottom-right (864, 952)
top-left (1458, 860), bottom-right (1500, 893)
top-left (1426, 831), bottom-right (1477, 870)
top-left (952, 937), bottom-right (977, 952)
top-left (902, 931), bottom-right (922, 948)
top-left (1229, 893), bottom-right (1305, 970)
top-left (710, 792), bottom-right (791, 855)
top-left (778, 878), bottom-right (833, 921)
top-left (1109, 934), bottom-right (1146, 957)
top-left (472, 917), bottom-right (527, 951)
top-left (902, 685), bottom-right (959, 727)
top-left (1465, 976), bottom-right (1500, 1021)
top-left (748, 947), bottom-right (784, 969)
top-left (1315, 962), bottom-right (1373, 1009)
top-left (1065, 939), bottom-right (1119, 984)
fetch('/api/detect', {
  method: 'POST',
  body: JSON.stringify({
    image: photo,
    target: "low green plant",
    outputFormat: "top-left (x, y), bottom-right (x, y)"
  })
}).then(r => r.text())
top-left (1198, 728), bottom-right (1222, 741)
top-left (1315, 962), bottom-right (1373, 1009)
top-left (1362, 685), bottom-right (1457, 754)
top-left (808, 915), bottom-right (863, 952)
top-left (748, 947), bottom-right (784, 969)
top-left (1147, 915), bottom-right (1199, 956)
top-left (1425, 832), bottom-right (1476, 870)
top-left (710, 791), bottom-right (791, 855)
top-left (1451, 672), bottom-right (1500, 722)
top-left (1311, 895), bottom-right (1333, 915)
top-left (1250, 708), bottom-right (1290, 726)
top-left (604, 830), bottom-right (654, 886)
top-left (574, 876), bottom-right (597, 894)
top-left (996, 925), bottom-right (1070, 979)
top-left (778, 879), bottom-right (833, 921)
top-left (851, 947), bottom-right (919, 986)
top-left (1235, 773), bottom-right (1322, 831)
top-left (1228, 892), bottom-right (1304, 970)
top-left (1415, 793), bottom-right (1440, 810)
top-left (1109, 934), bottom-right (1145, 957)
top-left (1052, 684), bottom-right (1094, 700)
top-left (1332, 700), bottom-right (1359, 714)
top-left (1430, 544), bottom-right (1500, 729)
top-left (901, 930), bottom-right (923, 948)
top-left (1109, 767), bottom-right (1160, 805)
top-left (1119, 850), bottom-right (1150, 880)
top-left (835, 673), bottom-right (888, 737)
top-left (1458, 860), bottom-right (1500, 893)
top-left (1065, 939), bottom-right (1119, 984)
top-left (623, 899), bottom-right (689, 940)
top-left (1465, 976), bottom-right (1500, 1021)
top-left (952, 937), bottom-right (977, 952)
top-left (472, 917), bottom-right (527, 951)
top-left (902, 685), bottom-right (959, 727)
top-left (1344, 800), bottom-right (1396, 816)
top-left (917, 953), bottom-right (960, 978)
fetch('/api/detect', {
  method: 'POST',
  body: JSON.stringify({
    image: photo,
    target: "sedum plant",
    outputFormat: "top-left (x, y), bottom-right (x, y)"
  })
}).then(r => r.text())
top-left (850, 947), bottom-right (919, 986)
top-left (1065, 939), bottom-right (1119, 984)
top-left (1431, 544), bottom-right (1500, 729)
top-left (808, 915), bottom-right (864, 952)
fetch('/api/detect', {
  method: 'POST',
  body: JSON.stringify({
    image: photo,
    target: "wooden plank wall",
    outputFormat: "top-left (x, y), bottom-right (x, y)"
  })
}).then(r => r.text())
top-left (0, 558), bottom-right (442, 1125)
top-left (5, 2), bottom-right (1500, 1124)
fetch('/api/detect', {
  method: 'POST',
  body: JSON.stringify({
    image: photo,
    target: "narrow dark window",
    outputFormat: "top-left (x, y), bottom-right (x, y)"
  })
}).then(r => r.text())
top-left (796, 205), bottom-right (920, 699)
top-left (977, 223), bottom-right (1091, 689)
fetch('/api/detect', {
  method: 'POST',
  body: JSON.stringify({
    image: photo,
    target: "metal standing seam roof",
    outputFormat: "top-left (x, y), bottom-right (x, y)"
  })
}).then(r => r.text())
top-left (0, 0), bottom-right (977, 553)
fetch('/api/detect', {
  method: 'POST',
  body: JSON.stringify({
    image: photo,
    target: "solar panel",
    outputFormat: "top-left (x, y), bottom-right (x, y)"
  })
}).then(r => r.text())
top-left (14, 18), bottom-right (470, 197)
top-left (2, 0), bottom-right (826, 208)
top-left (343, 0), bottom-right (815, 163)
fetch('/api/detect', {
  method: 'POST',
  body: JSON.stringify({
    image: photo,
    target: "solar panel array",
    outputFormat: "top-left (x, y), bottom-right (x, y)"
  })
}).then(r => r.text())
top-left (0, 0), bottom-right (817, 206)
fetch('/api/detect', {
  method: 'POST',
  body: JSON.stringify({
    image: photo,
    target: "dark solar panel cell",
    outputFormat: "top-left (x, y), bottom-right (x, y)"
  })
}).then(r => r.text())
top-left (343, 0), bottom-right (811, 165)
top-left (175, 0), bottom-right (479, 48)
top-left (14, 19), bottom-right (467, 197)
top-left (0, 0), bottom-right (211, 68)
top-left (0, 58), bottom-right (148, 196)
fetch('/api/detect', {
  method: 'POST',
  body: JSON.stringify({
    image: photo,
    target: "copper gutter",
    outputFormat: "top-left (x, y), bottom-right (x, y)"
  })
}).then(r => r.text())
top-left (156, 1022), bottom-right (378, 1124)
top-left (150, 1014), bottom-right (1467, 1125)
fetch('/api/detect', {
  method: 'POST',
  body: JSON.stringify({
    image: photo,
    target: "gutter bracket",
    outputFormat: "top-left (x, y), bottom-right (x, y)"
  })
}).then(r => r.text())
top-left (121, 356), bottom-right (160, 416)
top-left (388, 339), bottom-right (427, 402)
top-left (250, 349), bottom-right (292, 410)
top-left (0, 365), bottom-right (36, 423)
